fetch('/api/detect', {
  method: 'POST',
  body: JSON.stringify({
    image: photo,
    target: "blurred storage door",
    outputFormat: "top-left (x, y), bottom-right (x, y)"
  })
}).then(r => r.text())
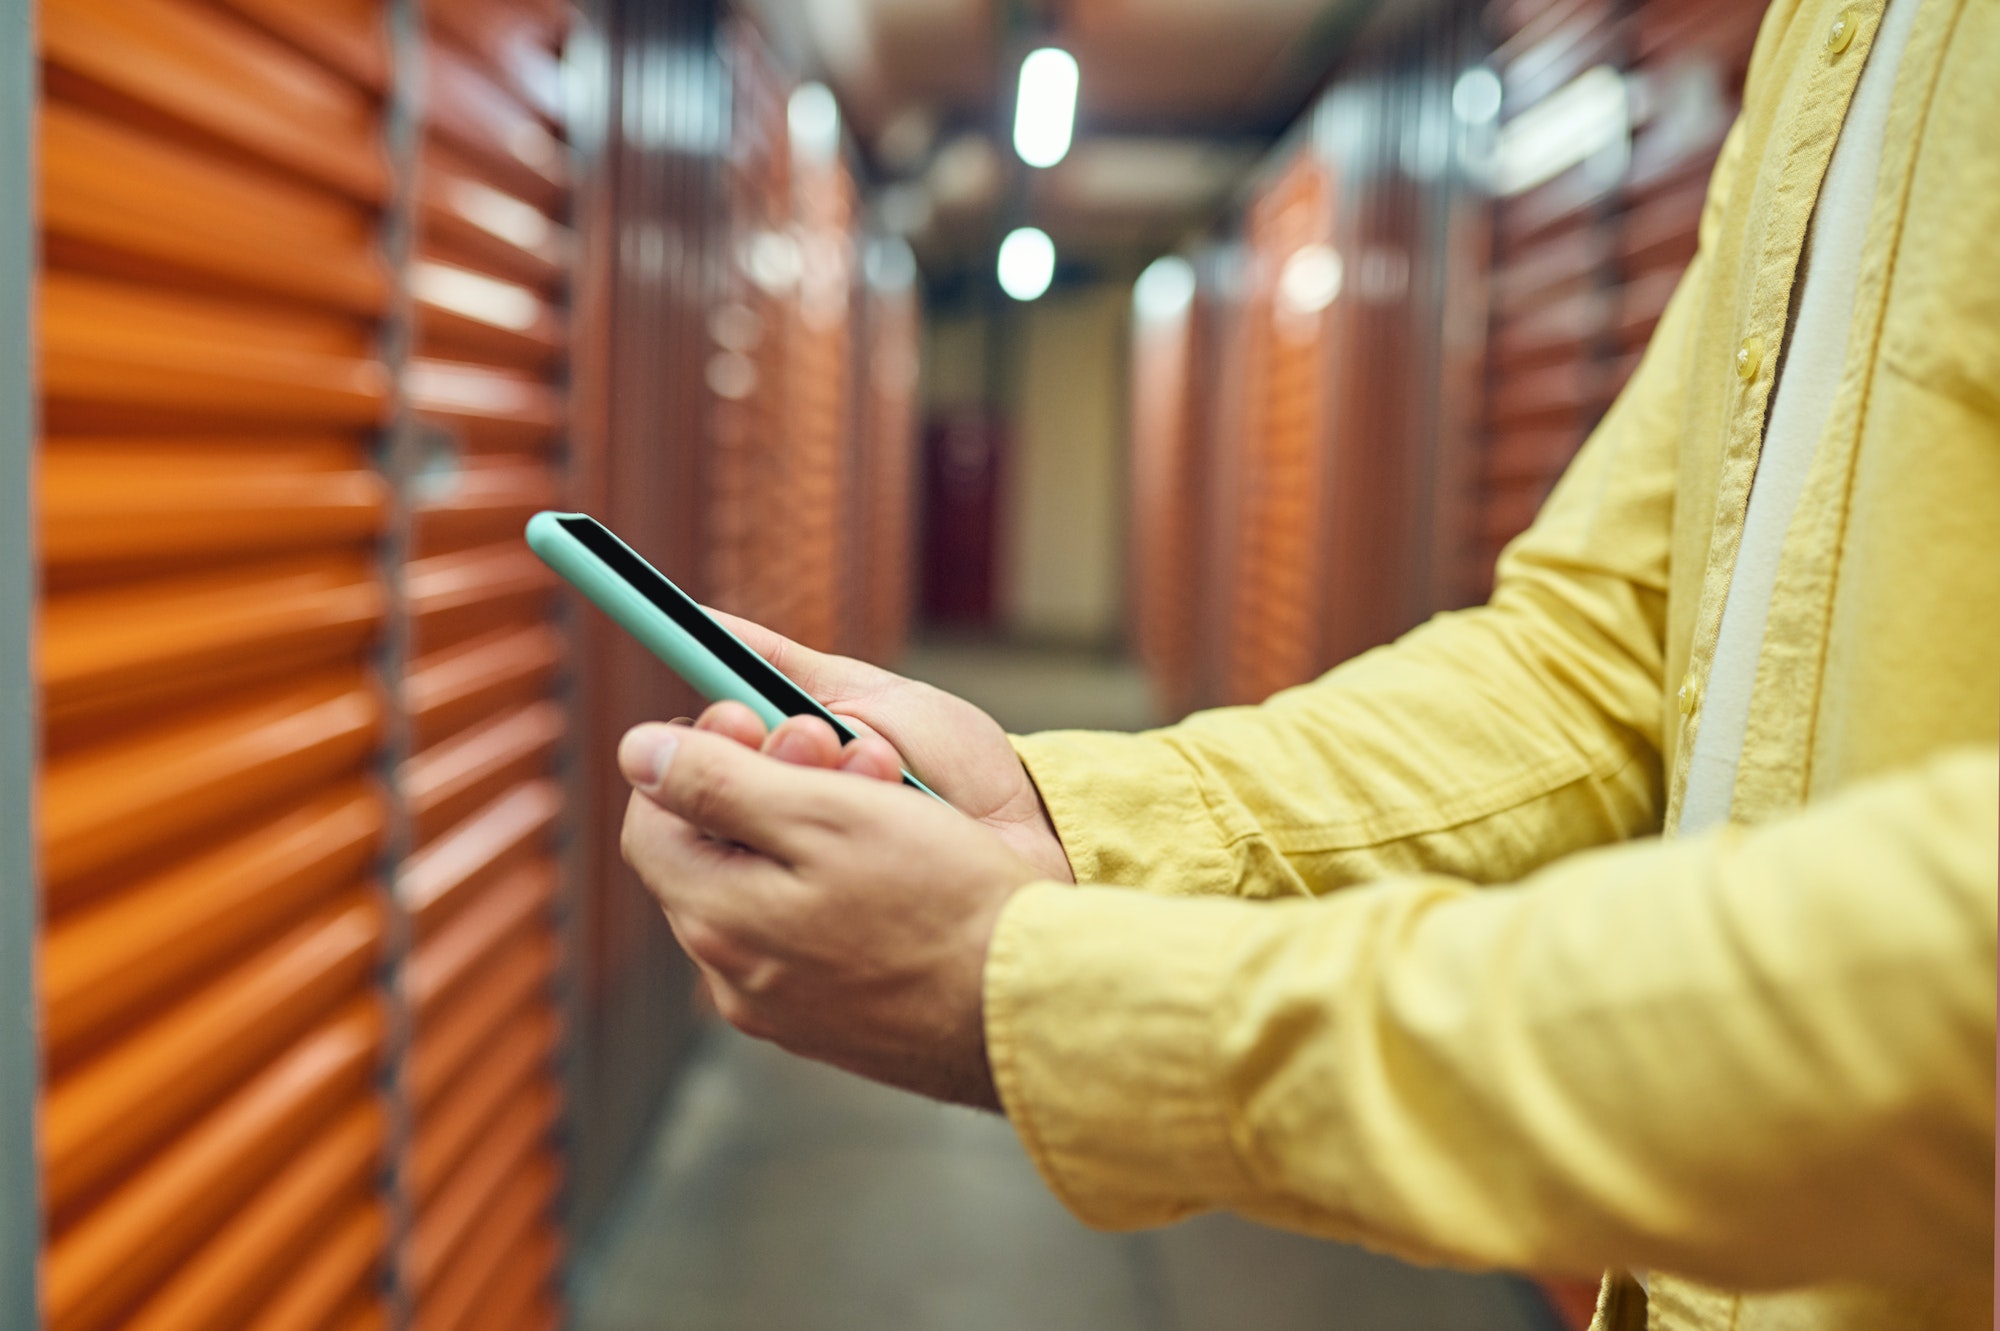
top-left (402, 2), bottom-right (574, 1328)
top-left (35, 1), bottom-right (397, 1328)
top-left (920, 412), bottom-right (1004, 628)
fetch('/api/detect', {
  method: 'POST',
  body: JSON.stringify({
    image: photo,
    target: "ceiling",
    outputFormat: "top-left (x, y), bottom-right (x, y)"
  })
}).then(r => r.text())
top-left (740, 0), bottom-right (1375, 277)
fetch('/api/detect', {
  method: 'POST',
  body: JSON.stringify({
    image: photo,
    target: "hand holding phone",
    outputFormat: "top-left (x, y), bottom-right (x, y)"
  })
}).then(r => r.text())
top-left (525, 511), bottom-right (946, 803)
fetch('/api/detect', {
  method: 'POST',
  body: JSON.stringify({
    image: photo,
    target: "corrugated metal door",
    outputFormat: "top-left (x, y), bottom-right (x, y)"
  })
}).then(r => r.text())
top-left (399, 2), bottom-right (573, 1327)
top-left (1471, 0), bottom-right (1753, 600)
top-left (36, 1), bottom-right (397, 1327)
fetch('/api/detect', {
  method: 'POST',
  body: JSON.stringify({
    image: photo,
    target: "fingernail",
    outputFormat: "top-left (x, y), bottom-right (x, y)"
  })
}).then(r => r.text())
top-left (621, 725), bottom-right (680, 787)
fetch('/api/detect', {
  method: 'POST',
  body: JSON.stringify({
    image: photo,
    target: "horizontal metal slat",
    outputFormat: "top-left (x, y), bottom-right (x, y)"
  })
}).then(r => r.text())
top-left (239, 1200), bottom-right (387, 1331)
top-left (397, 779), bottom-right (560, 934)
top-left (44, 999), bottom-right (384, 1331)
top-left (41, 672), bottom-right (384, 899)
top-left (410, 461), bottom-right (559, 558)
top-left (122, 1099), bottom-right (384, 1331)
top-left (41, 273), bottom-right (389, 429)
top-left (423, 44), bottom-right (568, 207)
top-left (407, 541), bottom-right (558, 653)
top-left (462, 1226), bottom-right (560, 1331)
top-left (414, 1160), bottom-right (559, 1331)
top-left (403, 705), bottom-right (562, 845)
top-left (405, 624), bottom-right (563, 748)
top-left (43, 780), bottom-right (384, 1060)
top-left (407, 1095), bottom-right (557, 1302)
top-left (408, 1007), bottom-right (557, 1207)
top-left (407, 358), bottom-right (560, 454)
top-left (41, 438), bottom-right (386, 576)
top-left (41, 0), bottom-right (388, 202)
top-left (404, 858), bottom-right (556, 1024)
top-left (41, 554), bottom-right (385, 733)
top-left (41, 101), bottom-right (387, 314)
top-left (427, 0), bottom-right (565, 121)
top-left (208, 0), bottom-right (390, 93)
top-left (413, 254), bottom-right (566, 369)
top-left (44, 892), bottom-right (383, 1217)
top-left (418, 145), bottom-right (572, 291)
top-left (406, 934), bottom-right (556, 1115)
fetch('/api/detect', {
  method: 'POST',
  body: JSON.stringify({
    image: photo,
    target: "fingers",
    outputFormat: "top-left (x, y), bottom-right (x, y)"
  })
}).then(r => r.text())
top-left (710, 609), bottom-right (897, 708)
top-left (838, 736), bottom-right (904, 783)
top-left (621, 721), bottom-right (866, 860)
top-left (693, 700), bottom-right (768, 750)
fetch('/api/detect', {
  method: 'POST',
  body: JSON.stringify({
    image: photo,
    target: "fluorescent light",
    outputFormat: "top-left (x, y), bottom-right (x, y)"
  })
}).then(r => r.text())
top-left (1133, 256), bottom-right (1196, 323)
top-left (1013, 48), bottom-right (1079, 169)
top-left (1452, 67), bottom-right (1503, 124)
top-left (788, 81), bottom-right (841, 165)
top-left (997, 227), bottom-right (1056, 301)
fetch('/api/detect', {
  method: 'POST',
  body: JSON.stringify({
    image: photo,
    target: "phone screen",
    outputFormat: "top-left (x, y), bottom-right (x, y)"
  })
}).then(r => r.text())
top-left (556, 516), bottom-right (862, 745)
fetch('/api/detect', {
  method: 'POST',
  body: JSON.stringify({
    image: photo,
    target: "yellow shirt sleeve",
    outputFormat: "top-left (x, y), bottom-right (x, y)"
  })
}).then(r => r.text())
top-left (985, 745), bottom-right (1996, 1288)
top-left (1012, 125), bottom-right (1750, 905)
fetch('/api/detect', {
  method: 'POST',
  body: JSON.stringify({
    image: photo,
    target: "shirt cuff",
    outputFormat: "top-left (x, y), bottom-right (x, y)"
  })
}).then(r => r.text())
top-left (1009, 730), bottom-right (1237, 895)
top-left (983, 879), bottom-right (1257, 1229)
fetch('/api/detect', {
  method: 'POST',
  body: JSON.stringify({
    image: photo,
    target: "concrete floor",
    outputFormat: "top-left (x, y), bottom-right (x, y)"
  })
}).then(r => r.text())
top-left (571, 639), bottom-right (1564, 1331)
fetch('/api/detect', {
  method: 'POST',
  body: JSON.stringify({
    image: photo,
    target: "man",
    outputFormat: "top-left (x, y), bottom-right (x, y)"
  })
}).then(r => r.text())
top-left (614, 0), bottom-right (1997, 1326)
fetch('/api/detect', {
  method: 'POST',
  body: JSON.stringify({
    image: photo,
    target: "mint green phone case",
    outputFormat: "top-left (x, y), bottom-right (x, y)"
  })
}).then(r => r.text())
top-left (525, 511), bottom-right (944, 803)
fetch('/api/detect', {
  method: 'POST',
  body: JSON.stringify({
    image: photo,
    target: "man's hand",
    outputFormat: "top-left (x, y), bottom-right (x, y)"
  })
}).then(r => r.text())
top-left (701, 613), bottom-right (1075, 884)
top-left (618, 722), bottom-right (1040, 1109)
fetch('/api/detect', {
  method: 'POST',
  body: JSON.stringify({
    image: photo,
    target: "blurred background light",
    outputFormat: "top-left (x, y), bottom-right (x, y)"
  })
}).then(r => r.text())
top-left (1013, 47), bottom-right (1079, 169)
top-left (1452, 66), bottom-right (1503, 124)
top-left (788, 80), bottom-right (842, 164)
top-left (997, 226), bottom-right (1056, 301)
top-left (1133, 255), bottom-right (1197, 323)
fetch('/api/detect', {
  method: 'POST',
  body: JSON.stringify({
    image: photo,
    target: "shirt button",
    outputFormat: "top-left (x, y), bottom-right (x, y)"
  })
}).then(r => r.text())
top-left (1735, 336), bottom-right (1763, 382)
top-left (1826, 8), bottom-right (1857, 55)
top-left (1678, 673), bottom-right (1703, 719)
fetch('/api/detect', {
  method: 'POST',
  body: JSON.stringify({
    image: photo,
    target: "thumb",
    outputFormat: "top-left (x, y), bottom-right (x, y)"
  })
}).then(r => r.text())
top-left (620, 721), bottom-right (846, 859)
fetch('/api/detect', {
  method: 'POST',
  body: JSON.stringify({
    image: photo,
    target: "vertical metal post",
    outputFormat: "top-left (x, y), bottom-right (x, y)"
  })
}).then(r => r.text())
top-left (379, 0), bottom-right (424, 1325)
top-left (0, 0), bottom-right (39, 1322)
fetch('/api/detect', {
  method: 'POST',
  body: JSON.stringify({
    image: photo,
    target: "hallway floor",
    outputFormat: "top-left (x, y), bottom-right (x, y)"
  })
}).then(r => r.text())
top-left (571, 639), bottom-right (1564, 1331)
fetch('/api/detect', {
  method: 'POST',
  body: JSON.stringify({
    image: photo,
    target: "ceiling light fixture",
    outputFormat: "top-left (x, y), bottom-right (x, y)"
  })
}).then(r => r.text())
top-left (1013, 47), bottom-right (1079, 169)
top-left (997, 227), bottom-right (1056, 301)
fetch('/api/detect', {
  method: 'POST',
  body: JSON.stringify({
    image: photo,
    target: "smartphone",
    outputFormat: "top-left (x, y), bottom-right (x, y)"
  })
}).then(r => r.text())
top-left (525, 511), bottom-right (945, 803)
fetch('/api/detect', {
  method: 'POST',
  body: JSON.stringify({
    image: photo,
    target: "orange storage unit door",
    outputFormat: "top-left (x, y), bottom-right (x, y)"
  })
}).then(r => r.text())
top-left (399, 2), bottom-right (575, 1325)
top-left (36, 2), bottom-right (397, 1327)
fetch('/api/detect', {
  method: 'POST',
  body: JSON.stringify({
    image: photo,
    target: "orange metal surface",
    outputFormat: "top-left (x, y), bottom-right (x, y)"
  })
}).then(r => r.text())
top-left (41, 438), bottom-right (387, 578)
top-left (404, 624), bottom-right (563, 747)
top-left (406, 541), bottom-right (558, 654)
top-left (43, 1000), bottom-right (383, 1331)
top-left (462, 1227), bottom-right (561, 1331)
top-left (122, 1099), bottom-right (384, 1331)
top-left (406, 935), bottom-right (557, 1114)
top-left (407, 1092), bottom-right (557, 1296)
top-left (419, 145), bottom-right (572, 291)
top-left (413, 254), bottom-right (566, 370)
top-left (44, 892), bottom-right (383, 1216)
top-left (397, 778), bottom-right (560, 934)
top-left (41, 101), bottom-right (388, 314)
top-left (423, 43), bottom-right (568, 207)
top-left (408, 1008), bottom-right (557, 1205)
top-left (42, 782), bottom-right (384, 1060)
top-left (41, 0), bottom-right (389, 202)
top-left (413, 1158), bottom-right (558, 1331)
top-left (41, 273), bottom-right (389, 431)
top-left (404, 859), bottom-right (556, 1023)
top-left (40, 673), bottom-right (384, 899)
top-left (40, 553), bottom-right (386, 732)
top-left (406, 358), bottom-right (560, 453)
top-left (401, 704), bottom-right (562, 844)
top-left (207, 0), bottom-right (390, 93)
top-left (239, 1200), bottom-right (387, 1331)
top-left (409, 460), bottom-right (558, 556)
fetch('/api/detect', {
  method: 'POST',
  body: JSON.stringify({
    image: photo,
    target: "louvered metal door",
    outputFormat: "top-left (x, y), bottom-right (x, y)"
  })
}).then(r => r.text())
top-left (37, 2), bottom-right (397, 1327)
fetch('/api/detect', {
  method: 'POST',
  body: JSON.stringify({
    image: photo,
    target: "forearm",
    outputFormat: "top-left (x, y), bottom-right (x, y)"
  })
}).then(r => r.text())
top-left (987, 746), bottom-right (1998, 1287)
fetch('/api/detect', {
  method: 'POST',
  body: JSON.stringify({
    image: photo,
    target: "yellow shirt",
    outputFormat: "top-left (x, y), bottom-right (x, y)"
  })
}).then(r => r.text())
top-left (984, 1), bottom-right (1999, 1327)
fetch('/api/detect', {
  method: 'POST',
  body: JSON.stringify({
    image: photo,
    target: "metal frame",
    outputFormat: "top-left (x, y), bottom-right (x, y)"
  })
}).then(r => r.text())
top-left (0, 0), bottom-right (38, 1320)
